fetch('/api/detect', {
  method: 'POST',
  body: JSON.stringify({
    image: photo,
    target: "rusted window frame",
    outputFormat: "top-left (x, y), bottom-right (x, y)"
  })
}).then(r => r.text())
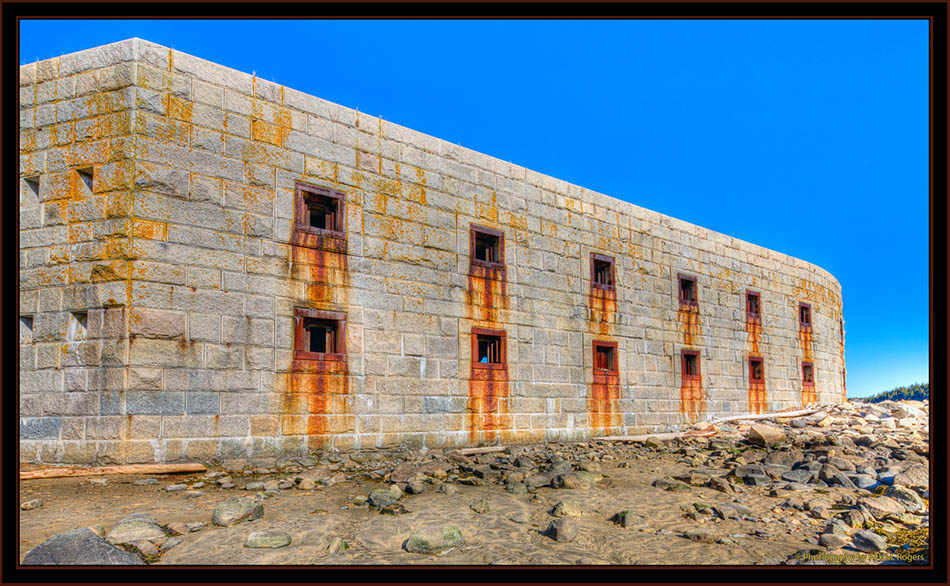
top-left (592, 340), bottom-right (619, 374)
top-left (293, 182), bottom-right (347, 253)
top-left (294, 307), bottom-right (347, 362)
top-left (681, 349), bottom-right (701, 380)
top-left (746, 290), bottom-right (761, 318)
top-left (801, 361), bottom-right (815, 385)
top-left (590, 253), bottom-right (616, 290)
top-left (469, 224), bottom-right (505, 269)
top-left (799, 302), bottom-right (812, 329)
top-left (749, 356), bottom-right (764, 383)
top-left (471, 326), bottom-right (507, 370)
top-left (678, 274), bottom-right (698, 307)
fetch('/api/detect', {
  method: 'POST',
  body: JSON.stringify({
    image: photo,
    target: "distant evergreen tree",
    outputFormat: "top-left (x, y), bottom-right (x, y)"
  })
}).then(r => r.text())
top-left (854, 382), bottom-right (929, 403)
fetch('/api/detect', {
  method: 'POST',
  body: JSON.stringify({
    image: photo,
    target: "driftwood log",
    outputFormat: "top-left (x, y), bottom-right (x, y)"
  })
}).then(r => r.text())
top-left (20, 463), bottom-right (207, 480)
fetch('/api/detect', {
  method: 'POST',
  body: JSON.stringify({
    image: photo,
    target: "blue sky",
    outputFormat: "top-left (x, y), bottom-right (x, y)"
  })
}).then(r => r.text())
top-left (19, 20), bottom-right (929, 398)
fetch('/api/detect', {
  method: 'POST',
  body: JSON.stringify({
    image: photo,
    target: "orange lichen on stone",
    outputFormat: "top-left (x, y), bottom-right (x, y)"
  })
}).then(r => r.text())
top-left (251, 120), bottom-right (282, 147)
top-left (166, 95), bottom-right (193, 123)
top-left (131, 219), bottom-right (168, 241)
top-left (680, 377), bottom-right (705, 423)
top-left (589, 370), bottom-right (621, 431)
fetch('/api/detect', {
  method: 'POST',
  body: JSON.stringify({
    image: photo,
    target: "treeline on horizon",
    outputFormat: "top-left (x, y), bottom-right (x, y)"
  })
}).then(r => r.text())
top-left (853, 382), bottom-right (929, 403)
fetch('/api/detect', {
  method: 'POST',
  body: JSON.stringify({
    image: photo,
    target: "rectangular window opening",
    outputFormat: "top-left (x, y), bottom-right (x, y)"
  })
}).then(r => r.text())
top-left (294, 183), bottom-right (346, 244)
top-left (593, 342), bottom-right (617, 372)
top-left (69, 311), bottom-right (88, 341)
top-left (76, 167), bottom-right (94, 192)
top-left (799, 303), bottom-right (812, 328)
top-left (681, 350), bottom-right (701, 379)
top-left (749, 357), bottom-right (764, 382)
top-left (306, 194), bottom-right (339, 232)
top-left (591, 253), bottom-right (615, 289)
top-left (470, 224), bottom-right (505, 268)
top-left (746, 291), bottom-right (760, 316)
top-left (472, 327), bottom-right (506, 367)
top-left (839, 319), bottom-right (844, 341)
top-left (294, 308), bottom-right (347, 360)
top-left (679, 275), bottom-right (697, 305)
top-left (802, 362), bottom-right (814, 384)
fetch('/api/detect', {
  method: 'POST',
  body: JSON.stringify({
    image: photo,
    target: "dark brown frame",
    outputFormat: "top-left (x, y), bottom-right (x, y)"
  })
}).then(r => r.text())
top-left (749, 356), bottom-right (764, 383)
top-left (681, 349), bottom-right (701, 380)
top-left (592, 340), bottom-right (619, 373)
top-left (801, 361), bottom-right (815, 385)
top-left (294, 307), bottom-right (347, 361)
top-left (471, 326), bottom-right (507, 370)
top-left (295, 182), bottom-right (346, 234)
top-left (746, 290), bottom-right (761, 318)
top-left (678, 274), bottom-right (698, 307)
top-left (590, 253), bottom-right (616, 290)
top-left (799, 302), bottom-right (812, 329)
top-left (469, 224), bottom-right (505, 269)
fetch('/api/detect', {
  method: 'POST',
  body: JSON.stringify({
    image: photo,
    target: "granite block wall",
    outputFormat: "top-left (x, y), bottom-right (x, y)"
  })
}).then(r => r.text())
top-left (18, 39), bottom-right (846, 464)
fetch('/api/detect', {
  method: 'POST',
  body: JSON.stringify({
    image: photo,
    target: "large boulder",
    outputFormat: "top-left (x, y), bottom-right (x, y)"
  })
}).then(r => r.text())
top-left (747, 425), bottom-right (786, 447)
top-left (857, 495), bottom-right (905, 520)
top-left (212, 497), bottom-right (264, 527)
top-left (22, 528), bottom-right (146, 565)
top-left (884, 485), bottom-right (925, 513)
top-left (106, 514), bottom-right (168, 546)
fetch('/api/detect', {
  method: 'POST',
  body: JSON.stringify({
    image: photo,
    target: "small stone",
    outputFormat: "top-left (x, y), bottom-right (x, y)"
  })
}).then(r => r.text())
top-left (89, 478), bottom-right (108, 486)
top-left (297, 478), bottom-right (316, 490)
top-left (405, 525), bottom-right (464, 555)
top-left (186, 522), bottom-right (205, 532)
top-left (852, 530), bottom-right (887, 552)
top-left (129, 540), bottom-right (160, 560)
top-left (544, 518), bottom-right (578, 542)
top-left (438, 483), bottom-right (458, 496)
top-left (819, 533), bottom-right (848, 548)
top-left (160, 536), bottom-right (184, 552)
top-left (781, 469), bottom-right (815, 484)
top-left (326, 536), bottom-right (349, 555)
top-left (551, 501), bottom-right (582, 518)
top-left (245, 481), bottom-right (265, 491)
top-left (470, 499), bottom-right (490, 514)
top-left (245, 531), bottom-right (292, 549)
top-left (134, 479), bottom-right (158, 486)
top-left (191, 482), bottom-right (205, 489)
top-left (368, 489), bottom-right (399, 508)
top-left (182, 491), bottom-right (204, 499)
top-left (613, 510), bottom-right (647, 528)
top-left (509, 511), bottom-right (530, 524)
top-left (858, 495), bottom-right (906, 520)
top-left (212, 497), bottom-right (264, 527)
top-left (652, 477), bottom-right (691, 492)
top-left (263, 480), bottom-right (280, 492)
top-left (379, 503), bottom-right (408, 515)
top-left (747, 425), bottom-right (786, 447)
top-left (525, 474), bottom-right (553, 489)
top-left (166, 484), bottom-right (188, 492)
top-left (20, 499), bottom-right (43, 510)
top-left (106, 516), bottom-right (167, 546)
top-left (505, 482), bottom-right (527, 494)
top-left (683, 528), bottom-right (717, 544)
top-left (164, 522), bottom-right (188, 536)
top-left (406, 479), bottom-right (426, 494)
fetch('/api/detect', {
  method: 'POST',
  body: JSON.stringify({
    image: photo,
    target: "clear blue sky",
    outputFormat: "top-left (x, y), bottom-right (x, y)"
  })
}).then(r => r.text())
top-left (19, 20), bottom-right (929, 398)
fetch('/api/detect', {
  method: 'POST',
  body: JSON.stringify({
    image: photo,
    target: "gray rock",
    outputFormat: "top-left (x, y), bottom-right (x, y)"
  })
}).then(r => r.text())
top-left (551, 501), bottom-right (582, 518)
top-left (186, 522), bottom-right (205, 532)
top-left (159, 536), bottom-right (184, 552)
top-left (509, 511), bottom-right (530, 524)
top-left (368, 488), bottom-right (399, 508)
top-left (438, 483), bottom-right (457, 496)
top-left (245, 531), bottom-right (292, 549)
top-left (764, 449), bottom-right (804, 467)
top-left (326, 536), bottom-right (349, 554)
top-left (819, 532), bottom-right (849, 548)
top-left (22, 528), bottom-right (145, 565)
top-left (781, 469), bottom-right (815, 484)
top-left (134, 479), bottom-right (159, 485)
top-left (182, 491), bottom-right (204, 499)
top-left (20, 499), bottom-right (43, 510)
top-left (129, 540), bottom-right (160, 560)
top-left (858, 495), bottom-right (906, 520)
top-left (218, 482), bottom-right (235, 489)
top-left (683, 528), bottom-right (717, 544)
top-left (893, 464), bottom-right (929, 490)
top-left (653, 477), bottom-right (691, 492)
top-left (551, 473), bottom-right (591, 490)
top-left (852, 530), bottom-right (887, 552)
top-left (245, 481), bottom-right (265, 491)
top-left (847, 474), bottom-right (880, 491)
top-left (525, 473), bottom-right (553, 488)
top-left (613, 510), bottom-right (647, 528)
top-left (212, 497), bottom-right (264, 527)
top-left (715, 502), bottom-right (754, 520)
top-left (505, 482), bottom-right (527, 494)
top-left (164, 522), bottom-right (187, 536)
top-left (842, 509), bottom-right (866, 528)
top-left (406, 479), bottom-right (426, 494)
top-left (278, 481), bottom-right (295, 490)
top-left (884, 485), bottom-right (925, 513)
top-left (165, 484), bottom-right (188, 492)
top-left (297, 478), bottom-right (316, 490)
top-left (263, 480), bottom-right (280, 492)
top-left (405, 525), bottom-right (464, 555)
top-left (191, 481), bottom-right (205, 489)
top-left (544, 518), bottom-right (578, 542)
top-left (107, 517), bottom-right (167, 546)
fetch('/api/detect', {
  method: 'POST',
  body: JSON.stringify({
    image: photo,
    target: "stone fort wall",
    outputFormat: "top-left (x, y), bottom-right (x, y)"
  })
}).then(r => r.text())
top-left (18, 39), bottom-right (846, 464)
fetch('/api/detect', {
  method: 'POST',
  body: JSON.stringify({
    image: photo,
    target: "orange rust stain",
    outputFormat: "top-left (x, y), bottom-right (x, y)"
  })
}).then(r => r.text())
top-left (748, 378), bottom-right (767, 415)
top-left (802, 384), bottom-right (817, 406)
top-left (677, 304), bottom-right (701, 346)
top-left (588, 287), bottom-right (616, 337)
top-left (465, 265), bottom-right (508, 324)
top-left (798, 325), bottom-right (814, 362)
top-left (679, 377), bottom-right (705, 423)
top-left (589, 370), bottom-right (621, 431)
top-left (745, 315), bottom-right (761, 355)
top-left (468, 366), bottom-right (510, 443)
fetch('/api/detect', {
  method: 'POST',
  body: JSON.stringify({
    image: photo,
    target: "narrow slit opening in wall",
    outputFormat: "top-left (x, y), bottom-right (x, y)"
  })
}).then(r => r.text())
top-left (750, 357), bottom-right (764, 382)
top-left (20, 316), bottom-right (34, 344)
top-left (802, 362), bottom-right (814, 384)
top-left (474, 233), bottom-right (499, 264)
top-left (799, 303), bottom-right (811, 327)
top-left (69, 311), bottom-right (88, 341)
top-left (477, 334), bottom-right (503, 364)
top-left (76, 167), bottom-right (94, 192)
top-left (746, 291), bottom-right (760, 316)
top-left (682, 351), bottom-right (700, 378)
